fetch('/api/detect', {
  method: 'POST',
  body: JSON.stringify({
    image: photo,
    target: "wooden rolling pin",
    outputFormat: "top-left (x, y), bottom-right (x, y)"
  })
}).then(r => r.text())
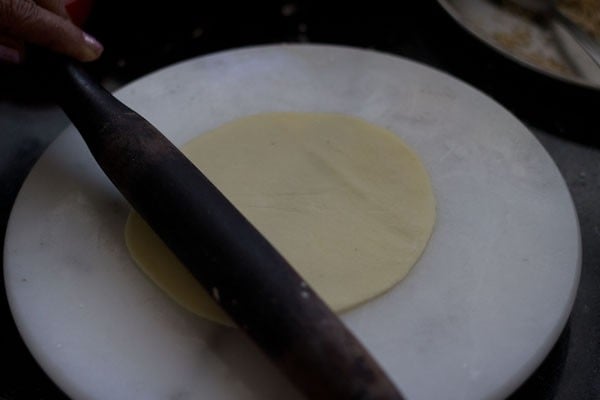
top-left (45, 54), bottom-right (404, 400)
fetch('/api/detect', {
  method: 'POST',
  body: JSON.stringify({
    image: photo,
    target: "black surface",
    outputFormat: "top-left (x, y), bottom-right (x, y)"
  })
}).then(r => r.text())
top-left (1, 1), bottom-right (598, 399)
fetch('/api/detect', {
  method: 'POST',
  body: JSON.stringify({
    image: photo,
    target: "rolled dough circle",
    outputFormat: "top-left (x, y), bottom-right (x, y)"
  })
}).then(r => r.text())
top-left (125, 112), bottom-right (436, 325)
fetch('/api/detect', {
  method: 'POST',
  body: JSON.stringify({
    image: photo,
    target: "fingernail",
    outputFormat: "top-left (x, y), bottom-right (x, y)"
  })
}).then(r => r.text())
top-left (0, 44), bottom-right (21, 64)
top-left (82, 32), bottom-right (104, 61)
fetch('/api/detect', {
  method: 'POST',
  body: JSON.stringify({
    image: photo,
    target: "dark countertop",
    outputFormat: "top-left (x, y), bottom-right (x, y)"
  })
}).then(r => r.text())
top-left (1, 1), bottom-right (598, 399)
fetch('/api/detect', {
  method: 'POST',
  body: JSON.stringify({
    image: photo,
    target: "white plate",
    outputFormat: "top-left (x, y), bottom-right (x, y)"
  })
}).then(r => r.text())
top-left (438, 0), bottom-right (600, 89)
top-left (4, 45), bottom-right (580, 400)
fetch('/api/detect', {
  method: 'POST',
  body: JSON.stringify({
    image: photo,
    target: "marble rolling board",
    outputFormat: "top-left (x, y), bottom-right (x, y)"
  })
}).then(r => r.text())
top-left (4, 45), bottom-right (580, 400)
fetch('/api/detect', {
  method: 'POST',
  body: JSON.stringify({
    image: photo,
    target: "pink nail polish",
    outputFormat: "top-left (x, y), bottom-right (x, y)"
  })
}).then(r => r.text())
top-left (82, 32), bottom-right (104, 60)
top-left (0, 45), bottom-right (21, 64)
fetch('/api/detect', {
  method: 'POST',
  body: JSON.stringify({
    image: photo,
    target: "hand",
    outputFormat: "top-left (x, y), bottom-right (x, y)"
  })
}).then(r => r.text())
top-left (0, 0), bottom-right (103, 63)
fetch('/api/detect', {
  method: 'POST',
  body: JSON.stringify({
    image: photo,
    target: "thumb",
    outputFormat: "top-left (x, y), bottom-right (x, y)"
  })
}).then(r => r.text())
top-left (0, 0), bottom-right (103, 62)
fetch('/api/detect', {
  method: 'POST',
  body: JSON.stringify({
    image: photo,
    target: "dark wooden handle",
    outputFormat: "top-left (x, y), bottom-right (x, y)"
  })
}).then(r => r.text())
top-left (47, 55), bottom-right (404, 400)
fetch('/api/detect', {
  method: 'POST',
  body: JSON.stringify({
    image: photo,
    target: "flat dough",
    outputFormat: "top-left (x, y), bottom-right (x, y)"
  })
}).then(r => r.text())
top-left (125, 112), bottom-right (436, 325)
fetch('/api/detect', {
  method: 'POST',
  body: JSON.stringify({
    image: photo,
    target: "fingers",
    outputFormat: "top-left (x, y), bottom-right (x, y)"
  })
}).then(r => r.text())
top-left (0, 0), bottom-right (103, 62)
top-left (0, 34), bottom-right (23, 63)
top-left (35, 0), bottom-right (69, 19)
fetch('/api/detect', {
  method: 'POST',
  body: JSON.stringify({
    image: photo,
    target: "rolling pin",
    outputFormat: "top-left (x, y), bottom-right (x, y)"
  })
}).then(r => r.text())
top-left (44, 53), bottom-right (404, 400)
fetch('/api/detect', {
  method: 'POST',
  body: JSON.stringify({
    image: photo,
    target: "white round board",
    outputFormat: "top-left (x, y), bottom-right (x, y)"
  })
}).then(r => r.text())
top-left (4, 45), bottom-right (580, 400)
